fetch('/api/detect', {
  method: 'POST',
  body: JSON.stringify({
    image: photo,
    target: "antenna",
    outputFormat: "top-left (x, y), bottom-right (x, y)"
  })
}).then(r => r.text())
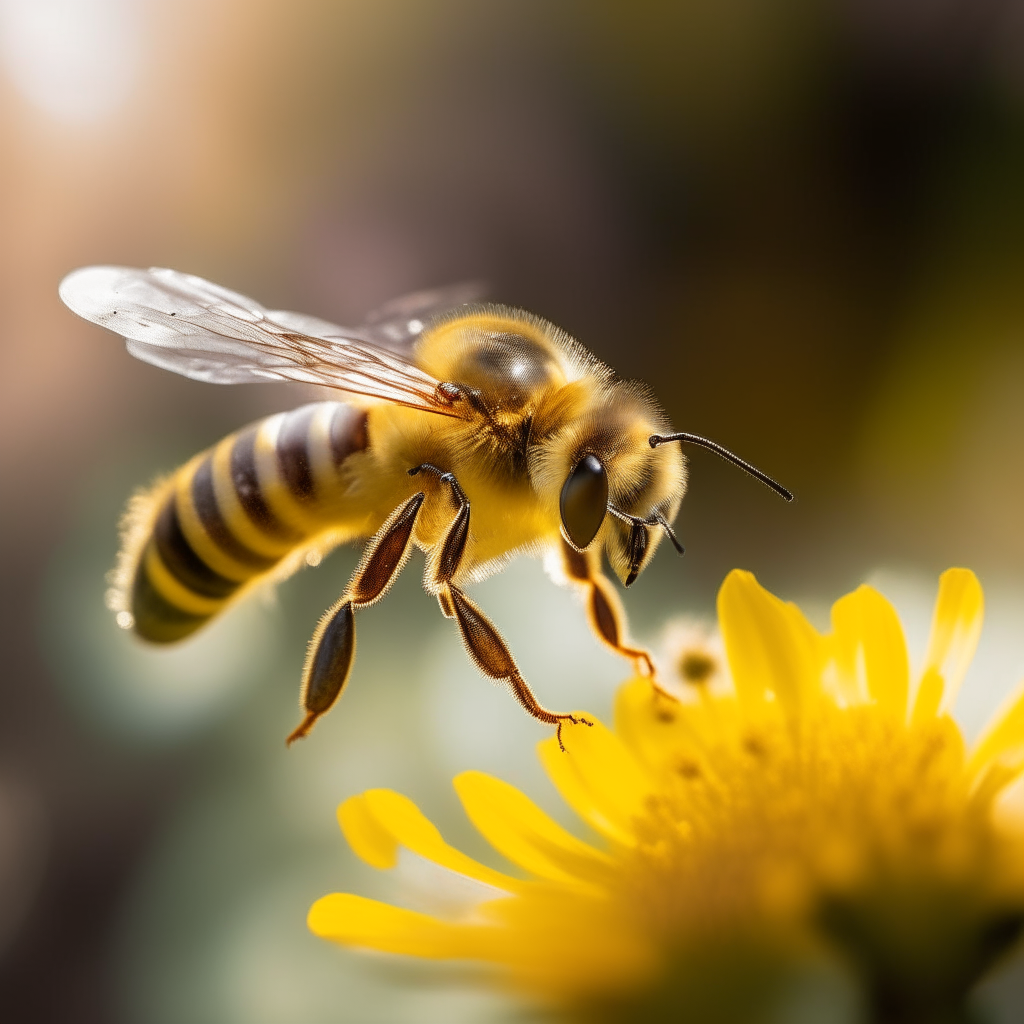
top-left (649, 432), bottom-right (795, 502)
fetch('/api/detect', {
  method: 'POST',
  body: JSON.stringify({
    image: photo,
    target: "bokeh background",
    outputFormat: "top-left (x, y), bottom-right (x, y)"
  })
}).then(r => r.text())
top-left (3, 1), bottom-right (1024, 1021)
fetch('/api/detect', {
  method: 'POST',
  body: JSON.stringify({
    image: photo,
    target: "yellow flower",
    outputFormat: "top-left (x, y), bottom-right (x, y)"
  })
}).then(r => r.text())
top-left (309, 570), bottom-right (1024, 1022)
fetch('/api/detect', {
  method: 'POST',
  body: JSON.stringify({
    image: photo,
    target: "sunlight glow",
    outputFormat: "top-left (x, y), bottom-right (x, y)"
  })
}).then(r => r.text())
top-left (0, 0), bottom-right (144, 124)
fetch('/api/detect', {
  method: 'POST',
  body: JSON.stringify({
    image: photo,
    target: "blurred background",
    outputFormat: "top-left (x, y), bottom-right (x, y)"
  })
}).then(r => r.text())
top-left (3, 1), bottom-right (1024, 1021)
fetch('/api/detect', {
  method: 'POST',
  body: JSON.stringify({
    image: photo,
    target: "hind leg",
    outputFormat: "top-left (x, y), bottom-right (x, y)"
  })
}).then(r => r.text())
top-left (287, 491), bottom-right (425, 743)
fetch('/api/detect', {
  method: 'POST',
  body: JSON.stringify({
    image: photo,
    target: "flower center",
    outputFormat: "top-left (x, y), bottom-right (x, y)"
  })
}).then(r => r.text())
top-left (677, 651), bottom-right (717, 685)
top-left (616, 702), bottom-right (1021, 973)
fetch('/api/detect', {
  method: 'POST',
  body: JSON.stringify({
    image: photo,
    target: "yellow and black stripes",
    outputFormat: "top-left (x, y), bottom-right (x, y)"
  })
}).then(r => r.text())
top-left (128, 402), bottom-right (368, 642)
top-left (190, 456), bottom-right (279, 573)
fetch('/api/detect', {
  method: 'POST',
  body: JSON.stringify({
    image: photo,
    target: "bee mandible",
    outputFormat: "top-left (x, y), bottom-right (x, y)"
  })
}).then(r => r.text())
top-left (59, 267), bottom-right (792, 747)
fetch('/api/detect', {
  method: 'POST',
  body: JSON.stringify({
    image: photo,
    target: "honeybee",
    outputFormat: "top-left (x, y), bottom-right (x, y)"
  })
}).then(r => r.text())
top-left (59, 267), bottom-right (792, 746)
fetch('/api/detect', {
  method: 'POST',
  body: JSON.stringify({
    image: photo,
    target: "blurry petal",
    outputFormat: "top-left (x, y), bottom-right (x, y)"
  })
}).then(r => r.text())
top-left (614, 676), bottom-right (733, 774)
top-left (454, 772), bottom-right (610, 886)
top-left (480, 891), bottom-right (657, 990)
top-left (538, 718), bottom-right (653, 844)
top-left (970, 752), bottom-right (1024, 812)
top-left (615, 676), bottom-right (691, 769)
top-left (341, 789), bottom-right (522, 892)
top-left (393, 848), bottom-right (509, 918)
top-left (717, 570), bottom-right (823, 721)
top-left (923, 569), bottom-right (984, 712)
top-left (829, 585), bottom-right (909, 719)
top-left (338, 794), bottom-right (397, 869)
top-left (308, 893), bottom-right (481, 958)
top-left (911, 667), bottom-right (945, 726)
top-left (968, 679), bottom-right (1024, 779)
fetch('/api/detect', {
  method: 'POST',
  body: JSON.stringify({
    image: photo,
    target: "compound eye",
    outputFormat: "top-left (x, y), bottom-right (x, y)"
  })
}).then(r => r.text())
top-left (559, 454), bottom-right (608, 550)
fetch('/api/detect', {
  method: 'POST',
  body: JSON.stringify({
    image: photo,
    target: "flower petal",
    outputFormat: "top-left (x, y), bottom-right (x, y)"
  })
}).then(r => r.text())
top-left (339, 788), bottom-right (523, 892)
top-left (538, 717), bottom-right (654, 844)
top-left (718, 569), bottom-right (823, 720)
top-left (338, 794), bottom-right (398, 869)
top-left (921, 568), bottom-right (984, 713)
top-left (308, 893), bottom-right (481, 958)
top-left (970, 752), bottom-right (1024, 813)
top-left (910, 666), bottom-right (945, 726)
top-left (480, 890), bottom-right (657, 995)
top-left (454, 770), bottom-right (611, 886)
top-left (614, 676), bottom-right (690, 770)
top-left (614, 676), bottom-right (733, 775)
top-left (968, 679), bottom-right (1024, 780)
top-left (829, 585), bottom-right (909, 719)
top-left (392, 848), bottom-right (509, 918)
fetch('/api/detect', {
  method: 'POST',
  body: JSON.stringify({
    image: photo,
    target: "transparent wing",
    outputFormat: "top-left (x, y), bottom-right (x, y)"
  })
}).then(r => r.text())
top-left (59, 266), bottom-right (463, 414)
top-left (360, 280), bottom-right (486, 350)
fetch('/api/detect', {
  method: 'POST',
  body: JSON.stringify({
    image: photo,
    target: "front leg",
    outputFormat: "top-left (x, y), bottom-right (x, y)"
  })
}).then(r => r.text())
top-left (287, 491), bottom-right (425, 744)
top-left (560, 540), bottom-right (669, 691)
top-left (412, 463), bottom-right (590, 750)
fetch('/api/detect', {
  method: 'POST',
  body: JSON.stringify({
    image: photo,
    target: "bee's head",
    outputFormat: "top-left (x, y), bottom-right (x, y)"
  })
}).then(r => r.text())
top-left (531, 382), bottom-right (687, 587)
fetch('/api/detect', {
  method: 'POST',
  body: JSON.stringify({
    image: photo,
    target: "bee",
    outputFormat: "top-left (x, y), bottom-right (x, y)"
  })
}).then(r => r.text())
top-left (59, 266), bottom-right (792, 747)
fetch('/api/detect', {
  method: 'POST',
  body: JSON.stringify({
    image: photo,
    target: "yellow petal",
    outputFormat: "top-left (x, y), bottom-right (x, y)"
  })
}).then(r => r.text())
top-left (922, 568), bottom-right (984, 712)
top-left (341, 788), bottom-right (523, 892)
top-left (480, 890), bottom-right (657, 994)
top-left (911, 667), bottom-right (945, 726)
top-left (968, 679), bottom-right (1024, 779)
top-left (718, 569), bottom-right (822, 721)
top-left (538, 717), bottom-right (653, 844)
top-left (970, 752), bottom-right (1024, 813)
top-left (614, 676), bottom-right (692, 770)
top-left (829, 585), bottom-right (909, 719)
top-left (338, 795), bottom-right (398, 869)
top-left (614, 676), bottom-right (734, 774)
top-left (453, 771), bottom-right (610, 886)
top-left (308, 893), bottom-right (481, 958)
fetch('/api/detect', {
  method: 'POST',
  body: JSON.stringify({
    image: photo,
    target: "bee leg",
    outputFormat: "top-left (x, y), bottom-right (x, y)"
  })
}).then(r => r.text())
top-left (286, 491), bottom-right (425, 744)
top-left (410, 464), bottom-right (471, 614)
top-left (560, 540), bottom-right (675, 698)
top-left (445, 584), bottom-right (591, 751)
top-left (413, 465), bottom-right (590, 751)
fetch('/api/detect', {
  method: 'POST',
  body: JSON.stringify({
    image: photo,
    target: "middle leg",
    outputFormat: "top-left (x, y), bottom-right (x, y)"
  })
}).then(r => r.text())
top-left (413, 463), bottom-right (590, 750)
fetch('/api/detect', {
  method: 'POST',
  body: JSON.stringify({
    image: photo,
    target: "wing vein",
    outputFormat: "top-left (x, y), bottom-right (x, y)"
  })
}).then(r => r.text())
top-left (59, 266), bottom-right (467, 419)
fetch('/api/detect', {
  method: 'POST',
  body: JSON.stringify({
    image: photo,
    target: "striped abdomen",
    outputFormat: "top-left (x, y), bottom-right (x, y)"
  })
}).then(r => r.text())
top-left (129, 402), bottom-right (369, 642)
